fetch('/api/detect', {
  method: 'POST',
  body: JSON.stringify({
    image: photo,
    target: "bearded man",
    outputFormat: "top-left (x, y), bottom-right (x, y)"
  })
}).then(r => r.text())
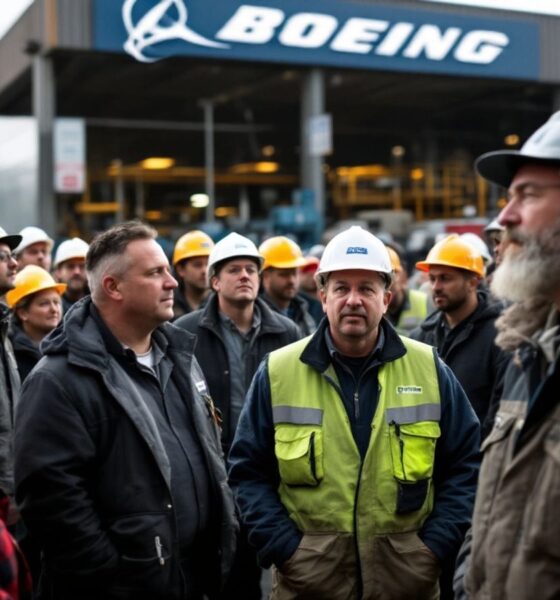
top-left (454, 112), bottom-right (560, 600)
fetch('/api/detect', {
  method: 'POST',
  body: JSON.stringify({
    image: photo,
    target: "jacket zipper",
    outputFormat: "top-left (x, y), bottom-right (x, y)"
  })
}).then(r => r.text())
top-left (323, 370), bottom-right (363, 599)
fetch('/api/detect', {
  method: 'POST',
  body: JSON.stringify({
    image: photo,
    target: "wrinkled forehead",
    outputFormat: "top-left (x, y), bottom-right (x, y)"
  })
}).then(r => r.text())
top-left (510, 163), bottom-right (560, 188)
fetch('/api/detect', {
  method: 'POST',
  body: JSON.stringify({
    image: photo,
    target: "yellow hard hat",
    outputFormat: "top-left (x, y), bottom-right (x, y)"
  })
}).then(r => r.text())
top-left (6, 265), bottom-right (67, 308)
top-left (173, 230), bottom-right (214, 266)
top-left (415, 234), bottom-right (484, 277)
top-left (386, 246), bottom-right (402, 272)
top-left (259, 236), bottom-right (307, 270)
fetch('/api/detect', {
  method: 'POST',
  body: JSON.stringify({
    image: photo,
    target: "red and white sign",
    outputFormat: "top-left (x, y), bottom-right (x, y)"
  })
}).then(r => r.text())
top-left (54, 118), bottom-right (86, 193)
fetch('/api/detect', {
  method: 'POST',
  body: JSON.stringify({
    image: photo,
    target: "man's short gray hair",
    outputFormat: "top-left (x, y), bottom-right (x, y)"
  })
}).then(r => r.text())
top-left (86, 221), bottom-right (157, 300)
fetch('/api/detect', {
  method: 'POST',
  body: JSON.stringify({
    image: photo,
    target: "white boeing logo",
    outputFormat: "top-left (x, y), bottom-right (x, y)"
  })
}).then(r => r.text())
top-left (123, 0), bottom-right (229, 63)
top-left (122, 0), bottom-right (510, 65)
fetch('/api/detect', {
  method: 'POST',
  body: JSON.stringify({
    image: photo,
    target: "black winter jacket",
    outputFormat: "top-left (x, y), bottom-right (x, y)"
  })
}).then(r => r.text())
top-left (410, 291), bottom-right (508, 436)
top-left (8, 321), bottom-right (41, 382)
top-left (14, 298), bottom-right (237, 600)
top-left (174, 294), bottom-right (301, 450)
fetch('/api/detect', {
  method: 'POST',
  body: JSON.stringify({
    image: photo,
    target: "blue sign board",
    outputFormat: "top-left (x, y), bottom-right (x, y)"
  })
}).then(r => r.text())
top-left (93, 0), bottom-right (539, 80)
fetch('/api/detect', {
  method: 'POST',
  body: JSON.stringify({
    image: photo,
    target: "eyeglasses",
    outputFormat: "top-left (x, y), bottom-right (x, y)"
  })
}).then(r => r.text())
top-left (0, 250), bottom-right (14, 263)
top-left (506, 182), bottom-right (560, 204)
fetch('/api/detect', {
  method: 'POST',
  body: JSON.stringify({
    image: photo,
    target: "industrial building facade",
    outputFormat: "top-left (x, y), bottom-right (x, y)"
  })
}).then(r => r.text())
top-left (0, 0), bottom-right (559, 243)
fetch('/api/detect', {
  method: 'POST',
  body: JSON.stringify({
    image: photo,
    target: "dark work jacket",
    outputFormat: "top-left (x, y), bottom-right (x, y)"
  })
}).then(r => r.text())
top-left (174, 294), bottom-right (301, 452)
top-left (14, 298), bottom-right (237, 600)
top-left (410, 291), bottom-right (508, 437)
top-left (8, 321), bottom-right (41, 382)
top-left (260, 292), bottom-right (317, 336)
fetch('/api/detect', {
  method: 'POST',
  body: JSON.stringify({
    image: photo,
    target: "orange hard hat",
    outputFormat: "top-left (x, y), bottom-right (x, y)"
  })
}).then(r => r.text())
top-left (6, 265), bottom-right (67, 308)
top-left (415, 234), bottom-right (484, 277)
top-left (386, 246), bottom-right (403, 272)
top-left (259, 236), bottom-right (307, 270)
top-left (173, 230), bottom-right (214, 265)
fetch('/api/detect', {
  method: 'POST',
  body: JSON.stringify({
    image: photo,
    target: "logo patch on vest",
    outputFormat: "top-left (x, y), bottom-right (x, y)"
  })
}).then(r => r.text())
top-left (195, 380), bottom-right (207, 393)
top-left (396, 385), bottom-right (423, 394)
top-left (346, 246), bottom-right (367, 254)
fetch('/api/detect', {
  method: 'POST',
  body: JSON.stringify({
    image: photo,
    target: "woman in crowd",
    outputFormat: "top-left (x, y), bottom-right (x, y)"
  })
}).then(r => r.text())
top-left (6, 266), bottom-right (66, 381)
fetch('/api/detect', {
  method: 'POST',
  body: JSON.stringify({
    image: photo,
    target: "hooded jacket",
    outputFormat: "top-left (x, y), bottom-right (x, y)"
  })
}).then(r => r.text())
top-left (411, 291), bottom-right (508, 435)
top-left (174, 294), bottom-right (301, 451)
top-left (14, 298), bottom-right (237, 600)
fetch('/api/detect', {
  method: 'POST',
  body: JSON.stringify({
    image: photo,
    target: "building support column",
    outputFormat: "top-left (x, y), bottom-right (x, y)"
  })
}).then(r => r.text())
top-left (300, 69), bottom-right (326, 226)
top-left (201, 100), bottom-right (215, 223)
top-left (33, 52), bottom-right (57, 235)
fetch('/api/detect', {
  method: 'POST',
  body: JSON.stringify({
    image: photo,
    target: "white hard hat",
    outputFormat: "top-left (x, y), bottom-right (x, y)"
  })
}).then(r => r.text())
top-left (315, 226), bottom-right (392, 285)
top-left (207, 232), bottom-right (264, 282)
top-left (14, 226), bottom-right (54, 255)
top-left (459, 233), bottom-right (492, 263)
top-left (476, 111), bottom-right (560, 188)
top-left (53, 237), bottom-right (89, 268)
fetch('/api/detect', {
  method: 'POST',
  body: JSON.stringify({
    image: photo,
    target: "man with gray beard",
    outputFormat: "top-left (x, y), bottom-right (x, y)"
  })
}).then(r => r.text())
top-left (454, 112), bottom-right (560, 600)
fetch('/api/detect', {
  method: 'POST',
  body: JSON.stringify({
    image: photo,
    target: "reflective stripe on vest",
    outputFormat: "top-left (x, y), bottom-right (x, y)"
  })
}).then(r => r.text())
top-left (268, 334), bottom-right (441, 541)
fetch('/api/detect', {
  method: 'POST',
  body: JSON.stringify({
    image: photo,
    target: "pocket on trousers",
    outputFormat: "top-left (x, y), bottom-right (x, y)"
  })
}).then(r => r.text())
top-left (274, 534), bottom-right (355, 599)
top-left (374, 532), bottom-right (440, 599)
top-left (275, 426), bottom-right (324, 486)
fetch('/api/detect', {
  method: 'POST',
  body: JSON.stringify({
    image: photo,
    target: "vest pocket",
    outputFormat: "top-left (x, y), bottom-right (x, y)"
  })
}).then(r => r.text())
top-left (389, 421), bottom-right (441, 482)
top-left (275, 426), bottom-right (324, 486)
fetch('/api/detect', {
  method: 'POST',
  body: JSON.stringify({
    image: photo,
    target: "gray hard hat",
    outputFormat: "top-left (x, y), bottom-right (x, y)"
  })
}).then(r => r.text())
top-left (476, 111), bottom-right (560, 188)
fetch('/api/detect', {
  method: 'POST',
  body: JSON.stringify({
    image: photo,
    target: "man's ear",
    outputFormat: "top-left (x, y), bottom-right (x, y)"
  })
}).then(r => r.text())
top-left (102, 275), bottom-right (122, 301)
top-left (210, 275), bottom-right (220, 293)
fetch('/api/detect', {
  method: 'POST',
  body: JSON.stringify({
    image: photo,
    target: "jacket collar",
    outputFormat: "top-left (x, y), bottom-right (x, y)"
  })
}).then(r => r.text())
top-left (420, 289), bottom-right (500, 331)
top-left (41, 296), bottom-right (196, 372)
top-left (199, 292), bottom-right (292, 336)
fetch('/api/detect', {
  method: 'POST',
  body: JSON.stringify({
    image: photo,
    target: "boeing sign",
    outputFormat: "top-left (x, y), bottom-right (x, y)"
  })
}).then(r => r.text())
top-left (94, 0), bottom-right (539, 79)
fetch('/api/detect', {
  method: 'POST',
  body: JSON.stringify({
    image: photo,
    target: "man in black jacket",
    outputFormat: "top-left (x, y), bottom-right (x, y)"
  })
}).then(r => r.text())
top-left (175, 232), bottom-right (301, 600)
top-left (14, 221), bottom-right (237, 600)
top-left (0, 227), bottom-right (22, 513)
top-left (411, 234), bottom-right (508, 437)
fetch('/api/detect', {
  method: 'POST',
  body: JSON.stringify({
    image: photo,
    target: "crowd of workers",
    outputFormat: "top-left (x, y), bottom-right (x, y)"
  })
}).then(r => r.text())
top-left (0, 111), bottom-right (559, 600)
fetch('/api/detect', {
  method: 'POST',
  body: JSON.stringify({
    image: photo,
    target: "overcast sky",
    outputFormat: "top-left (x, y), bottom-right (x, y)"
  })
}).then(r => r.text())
top-left (0, 0), bottom-right (559, 41)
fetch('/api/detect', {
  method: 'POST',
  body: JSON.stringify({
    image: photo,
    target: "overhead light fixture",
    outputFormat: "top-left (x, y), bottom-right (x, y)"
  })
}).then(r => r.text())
top-left (261, 145), bottom-right (276, 158)
top-left (410, 167), bottom-right (424, 180)
top-left (391, 145), bottom-right (406, 158)
top-left (144, 210), bottom-right (163, 220)
top-left (140, 157), bottom-right (175, 170)
top-left (215, 206), bottom-right (237, 218)
top-left (190, 193), bottom-right (209, 208)
top-left (504, 134), bottom-right (520, 146)
top-left (230, 162), bottom-right (280, 174)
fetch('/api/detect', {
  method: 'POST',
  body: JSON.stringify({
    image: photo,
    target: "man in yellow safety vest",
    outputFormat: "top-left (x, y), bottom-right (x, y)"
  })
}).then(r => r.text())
top-left (229, 226), bottom-right (480, 600)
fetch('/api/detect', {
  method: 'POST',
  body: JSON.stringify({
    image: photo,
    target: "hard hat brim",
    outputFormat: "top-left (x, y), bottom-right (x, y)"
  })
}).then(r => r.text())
top-left (0, 234), bottom-right (22, 251)
top-left (415, 259), bottom-right (483, 277)
top-left (7, 282), bottom-right (67, 308)
top-left (264, 257), bottom-right (308, 270)
top-left (475, 150), bottom-right (560, 189)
